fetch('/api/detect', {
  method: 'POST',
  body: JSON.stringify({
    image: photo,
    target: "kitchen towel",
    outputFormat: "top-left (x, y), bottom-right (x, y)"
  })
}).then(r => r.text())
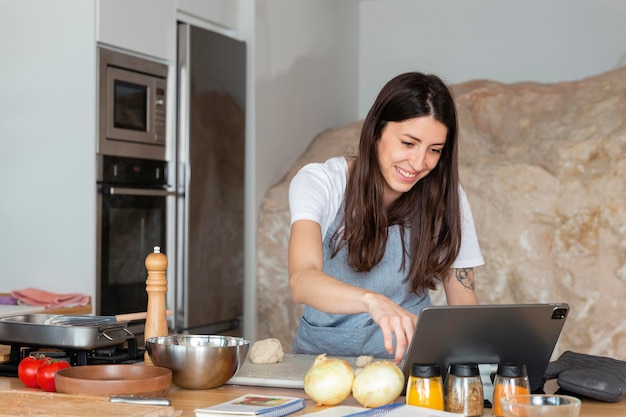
top-left (11, 287), bottom-right (91, 308)
top-left (544, 350), bottom-right (626, 402)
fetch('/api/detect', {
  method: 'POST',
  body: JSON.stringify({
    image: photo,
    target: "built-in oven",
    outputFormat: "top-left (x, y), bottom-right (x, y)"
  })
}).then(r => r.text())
top-left (96, 47), bottom-right (173, 327)
top-left (96, 155), bottom-right (175, 319)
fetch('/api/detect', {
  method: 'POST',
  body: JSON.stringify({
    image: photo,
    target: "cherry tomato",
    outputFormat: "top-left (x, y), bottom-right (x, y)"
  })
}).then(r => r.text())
top-left (17, 354), bottom-right (48, 388)
top-left (36, 359), bottom-right (71, 392)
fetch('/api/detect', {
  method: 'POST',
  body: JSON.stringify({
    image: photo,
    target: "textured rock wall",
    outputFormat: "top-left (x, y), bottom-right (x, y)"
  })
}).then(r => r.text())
top-left (256, 67), bottom-right (626, 361)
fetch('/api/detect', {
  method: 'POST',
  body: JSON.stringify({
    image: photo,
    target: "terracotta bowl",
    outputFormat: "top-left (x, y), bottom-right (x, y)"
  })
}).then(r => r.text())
top-left (55, 364), bottom-right (172, 397)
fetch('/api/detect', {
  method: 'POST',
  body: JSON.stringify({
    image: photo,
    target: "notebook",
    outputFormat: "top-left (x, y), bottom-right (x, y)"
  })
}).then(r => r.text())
top-left (401, 303), bottom-right (570, 394)
top-left (194, 394), bottom-right (305, 417)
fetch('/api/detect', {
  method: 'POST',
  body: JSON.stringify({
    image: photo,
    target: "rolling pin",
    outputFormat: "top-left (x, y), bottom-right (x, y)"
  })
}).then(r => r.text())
top-left (114, 310), bottom-right (173, 322)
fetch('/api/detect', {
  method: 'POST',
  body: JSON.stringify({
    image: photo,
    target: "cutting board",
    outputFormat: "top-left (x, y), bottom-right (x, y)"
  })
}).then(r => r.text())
top-left (226, 354), bottom-right (360, 388)
top-left (0, 305), bottom-right (45, 317)
top-left (0, 390), bottom-right (177, 417)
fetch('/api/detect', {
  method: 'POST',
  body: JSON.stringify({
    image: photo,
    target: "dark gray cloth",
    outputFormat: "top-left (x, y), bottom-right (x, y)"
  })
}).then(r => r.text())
top-left (544, 350), bottom-right (626, 402)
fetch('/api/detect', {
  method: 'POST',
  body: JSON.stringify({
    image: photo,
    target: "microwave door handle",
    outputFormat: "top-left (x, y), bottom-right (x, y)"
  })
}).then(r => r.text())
top-left (107, 187), bottom-right (177, 197)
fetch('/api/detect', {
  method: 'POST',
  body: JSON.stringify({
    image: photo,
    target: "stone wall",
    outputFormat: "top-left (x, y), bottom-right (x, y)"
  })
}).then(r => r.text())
top-left (256, 66), bottom-right (626, 361)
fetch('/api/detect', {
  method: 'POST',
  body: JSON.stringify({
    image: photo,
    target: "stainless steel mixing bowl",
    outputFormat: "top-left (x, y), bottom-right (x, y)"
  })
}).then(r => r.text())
top-left (145, 334), bottom-right (250, 390)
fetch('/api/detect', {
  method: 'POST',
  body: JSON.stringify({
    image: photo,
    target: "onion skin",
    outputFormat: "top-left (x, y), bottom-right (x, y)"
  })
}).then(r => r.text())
top-left (304, 354), bottom-right (355, 406)
top-left (352, 360), bottom-right (405, 408)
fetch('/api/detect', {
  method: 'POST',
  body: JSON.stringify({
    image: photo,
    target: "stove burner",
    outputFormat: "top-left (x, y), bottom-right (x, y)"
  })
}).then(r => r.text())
top-left (0, 338), bottom-right (144, 377)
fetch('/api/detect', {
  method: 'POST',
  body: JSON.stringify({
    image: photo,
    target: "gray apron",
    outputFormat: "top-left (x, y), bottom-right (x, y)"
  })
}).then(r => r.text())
top-left (292, 211), bottom-right (431, 359)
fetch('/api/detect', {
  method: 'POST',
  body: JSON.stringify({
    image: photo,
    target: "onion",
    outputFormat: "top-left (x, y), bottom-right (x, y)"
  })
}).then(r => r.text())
top-left (304, 354), bottom-right (355, 406)
top-left (352, 360), bottom-right (405, 408)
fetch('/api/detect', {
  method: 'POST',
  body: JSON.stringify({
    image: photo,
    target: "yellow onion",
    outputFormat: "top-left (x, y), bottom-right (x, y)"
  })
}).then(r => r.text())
top-left (304, 354), bottom-right (355, 405)
top-left (352, 360), bottom-right (405, 408)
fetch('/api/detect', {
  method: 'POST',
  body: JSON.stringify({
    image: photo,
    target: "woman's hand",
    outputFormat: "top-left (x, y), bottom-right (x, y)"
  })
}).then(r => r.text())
top-left (363, 292), bottom-right (418, 364)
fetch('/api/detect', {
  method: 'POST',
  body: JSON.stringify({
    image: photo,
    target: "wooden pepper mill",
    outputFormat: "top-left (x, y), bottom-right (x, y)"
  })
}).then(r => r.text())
top-left (144, 245), bottom-right (169, 365)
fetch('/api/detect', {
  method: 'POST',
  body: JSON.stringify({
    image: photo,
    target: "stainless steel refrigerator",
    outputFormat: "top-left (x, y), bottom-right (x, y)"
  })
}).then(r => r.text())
top-left (174, 23), bottom-right (246, 334)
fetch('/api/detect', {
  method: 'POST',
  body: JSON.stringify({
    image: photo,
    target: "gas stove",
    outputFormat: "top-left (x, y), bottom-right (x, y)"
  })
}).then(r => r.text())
top-left (0, 337), bottom-right (144, 377)
top-left (0, 313), bottom-right (146, 377)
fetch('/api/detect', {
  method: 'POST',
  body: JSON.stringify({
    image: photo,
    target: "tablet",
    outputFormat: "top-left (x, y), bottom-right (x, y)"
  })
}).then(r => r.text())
top-left (402, 303), bottom-right (569, 394)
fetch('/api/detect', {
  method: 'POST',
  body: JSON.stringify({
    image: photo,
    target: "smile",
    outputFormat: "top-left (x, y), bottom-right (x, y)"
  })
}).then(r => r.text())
top-left (396, 166), bottom-right (418, 180)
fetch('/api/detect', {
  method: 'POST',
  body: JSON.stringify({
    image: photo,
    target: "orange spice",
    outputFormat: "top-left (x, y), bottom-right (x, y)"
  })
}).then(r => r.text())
top-left (493, 379), bottom-right (530, 416)
top-left (406, 374), bottom-right (445, 410)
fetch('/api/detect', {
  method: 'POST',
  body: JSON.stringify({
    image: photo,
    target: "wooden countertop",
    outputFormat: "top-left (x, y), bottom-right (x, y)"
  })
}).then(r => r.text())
top-left (0, 376), bottom-right (624, 416)
top-left (0, 305), bottom-right (621, 415)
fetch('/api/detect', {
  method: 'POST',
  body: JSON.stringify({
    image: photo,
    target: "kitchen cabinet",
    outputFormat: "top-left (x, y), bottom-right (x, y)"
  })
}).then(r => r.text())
top-left (97, 0), bottom-right (243, 62)
top-left (176, 0), bottom-right (241, 33)
top-left (97, 0), bottom-right (176, 61)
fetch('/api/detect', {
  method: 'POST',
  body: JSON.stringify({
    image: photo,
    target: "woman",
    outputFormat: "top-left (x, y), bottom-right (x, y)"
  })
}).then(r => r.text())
top-left (288, 72), bottom-right (484, 363)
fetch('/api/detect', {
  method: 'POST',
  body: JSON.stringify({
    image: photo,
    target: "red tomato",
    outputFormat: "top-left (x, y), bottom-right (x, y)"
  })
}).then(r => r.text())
top-left (17, 354), bottom-right (48, 388)
top-left (36, 359), bottom-right (71, 392)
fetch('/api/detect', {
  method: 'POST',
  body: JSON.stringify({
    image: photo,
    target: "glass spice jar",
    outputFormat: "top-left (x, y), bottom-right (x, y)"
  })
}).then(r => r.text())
top-left (445, 363), bottom-right (484, 416)
top-left (406, 363), bottom-right (445, 410)
top-left (492, 362), bottom-right (530, 417)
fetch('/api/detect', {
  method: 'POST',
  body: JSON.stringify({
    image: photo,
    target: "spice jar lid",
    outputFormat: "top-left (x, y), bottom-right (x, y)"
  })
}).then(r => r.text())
top-left (449, 362), bottom-right (480, 377)
top-left (410, 363), bottom-right (441, 377)
top-left (496, 362), bottom-right (528, 377)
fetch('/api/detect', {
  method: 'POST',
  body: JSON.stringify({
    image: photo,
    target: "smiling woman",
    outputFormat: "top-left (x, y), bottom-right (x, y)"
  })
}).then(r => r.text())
top-left (256, 66), bottom-right (626, 375)
top-left (287, 72), bottom-right (484, 363)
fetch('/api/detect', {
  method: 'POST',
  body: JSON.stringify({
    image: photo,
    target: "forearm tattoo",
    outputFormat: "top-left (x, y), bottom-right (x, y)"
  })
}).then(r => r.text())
top-left (455, 268), bottom-right (475, 291)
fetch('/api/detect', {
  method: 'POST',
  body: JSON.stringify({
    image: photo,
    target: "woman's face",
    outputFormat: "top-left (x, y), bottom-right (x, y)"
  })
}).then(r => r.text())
top-left (376, 116), bottom-right (448, 207)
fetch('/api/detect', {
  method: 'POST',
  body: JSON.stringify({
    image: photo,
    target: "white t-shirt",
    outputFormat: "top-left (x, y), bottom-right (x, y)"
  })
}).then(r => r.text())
top-left (289, 156), bottom-right (484, 268)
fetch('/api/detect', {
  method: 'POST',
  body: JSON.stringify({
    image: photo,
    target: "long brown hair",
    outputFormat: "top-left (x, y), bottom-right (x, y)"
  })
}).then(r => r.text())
top-left (332, 72), bottom-right (461, 294)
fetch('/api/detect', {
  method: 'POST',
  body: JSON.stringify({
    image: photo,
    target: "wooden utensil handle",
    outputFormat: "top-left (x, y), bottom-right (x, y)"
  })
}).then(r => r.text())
top-left (115, 310), bottom-right (173, 322)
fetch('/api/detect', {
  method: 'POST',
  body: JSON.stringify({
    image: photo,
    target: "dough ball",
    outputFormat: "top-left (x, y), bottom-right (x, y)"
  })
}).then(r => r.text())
top-left (249, 338), bottom-right (285, 364)
top-left (355, 355), bottom-right (374, 368)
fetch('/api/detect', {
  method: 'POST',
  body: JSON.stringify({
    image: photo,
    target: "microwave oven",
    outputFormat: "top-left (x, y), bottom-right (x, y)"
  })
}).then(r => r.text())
top-left (98, 48), bottom-right (168, 160)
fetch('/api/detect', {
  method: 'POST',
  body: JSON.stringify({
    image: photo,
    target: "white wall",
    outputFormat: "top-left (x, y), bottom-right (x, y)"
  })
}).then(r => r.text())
top-left (358, 0), bottom-right (626, 117)
top-left (254, 0), bottom-right (360, 206)
top-left (0, 0), bottom-right (97, 295)
top-left (248, 0), bottom-right (359, 341)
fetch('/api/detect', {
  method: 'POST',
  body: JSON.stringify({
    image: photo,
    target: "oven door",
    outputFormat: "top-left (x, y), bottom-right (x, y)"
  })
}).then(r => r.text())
top-left (97, 185), bottom-right (173, 316)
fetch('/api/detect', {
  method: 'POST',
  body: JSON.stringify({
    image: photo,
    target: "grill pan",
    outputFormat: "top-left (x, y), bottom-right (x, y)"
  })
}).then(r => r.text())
top-left (0, 314), bottom-right (133, 350)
